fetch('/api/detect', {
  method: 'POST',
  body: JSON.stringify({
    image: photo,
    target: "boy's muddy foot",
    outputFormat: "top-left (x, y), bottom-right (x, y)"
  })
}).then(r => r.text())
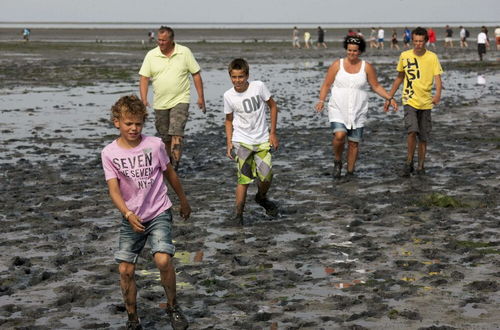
top-left (255, 194), bottom-right (278, 217)
top-left (126, 319), bottom-right (143, 330)
top-left (400, 162), bottom-right (414, 177)
top-left (333, 160), bottom-right (342, 179)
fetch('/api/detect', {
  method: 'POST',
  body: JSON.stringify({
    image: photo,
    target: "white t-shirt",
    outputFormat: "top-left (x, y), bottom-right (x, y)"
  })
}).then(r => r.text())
top-left (377, 29), bottom-right (384, 39)
top-left (477, 32), bottom-right (488, 44)
top-left (224, 80), bottom-right (271, 145)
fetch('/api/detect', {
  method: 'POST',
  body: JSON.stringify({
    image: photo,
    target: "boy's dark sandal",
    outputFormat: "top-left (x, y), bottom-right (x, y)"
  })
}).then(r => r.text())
top-left (166, 304), bottom-right (189, 330)
top-left (126, 319), bottom-right (143, 330)
top-left (255, 194), bottom-right (278, 217)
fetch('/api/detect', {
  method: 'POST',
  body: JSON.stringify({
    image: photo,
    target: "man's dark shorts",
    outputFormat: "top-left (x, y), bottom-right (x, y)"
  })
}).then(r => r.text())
top-left (155, 103), bottom-right (189, 142)
top-left (404, 105), bottom-right (432, 142)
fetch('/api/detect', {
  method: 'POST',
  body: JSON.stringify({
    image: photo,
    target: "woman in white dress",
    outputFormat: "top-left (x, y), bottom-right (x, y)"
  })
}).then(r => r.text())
top-left (315, 36), bottom-right (398, 179)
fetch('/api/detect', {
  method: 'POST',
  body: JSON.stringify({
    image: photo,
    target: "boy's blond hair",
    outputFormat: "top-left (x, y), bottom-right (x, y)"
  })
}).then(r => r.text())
top-left (111, 95), bottom-right (148, 122)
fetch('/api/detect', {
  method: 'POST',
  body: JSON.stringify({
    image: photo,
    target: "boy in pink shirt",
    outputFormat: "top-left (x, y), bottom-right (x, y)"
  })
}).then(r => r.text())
top-left (101, 95), bottom-right (190, 330)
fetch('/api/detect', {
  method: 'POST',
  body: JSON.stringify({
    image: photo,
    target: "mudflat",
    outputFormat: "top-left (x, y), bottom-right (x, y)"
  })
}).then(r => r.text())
top-left (0, 32), bottom-right (499, 329)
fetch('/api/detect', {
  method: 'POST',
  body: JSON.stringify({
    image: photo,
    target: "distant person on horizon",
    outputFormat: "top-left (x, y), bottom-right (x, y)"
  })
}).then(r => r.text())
top-left (224, 58), bottom-right (279, 225)
top-left (317, 26), bottom-right (327, 48)
top-left (391, 29), bottom-right (400, 50)
top-left (315, 36), bottom-right (398, 179)
top-left (304, 31), bottom-right (312, 48)
top-left (477, 26), bottom-right (489, 61)
top-left (403, 27), bottom-right (411, 49)
top-left (101, 95), bottom-right (191, 330)
top-left (369, 27), bottom-right (378, 48)
top-left (22, 28), bottom-right (30, 42)
top-left (444, 25), bottom-right (454, 48)
top-left (377, 27), bottom-right (385, 49)
top-left (386, 27), bottom-right (443, 177)
top-left (427, 27), bottom-right (436, 49)
top-left (495, 26), bottom-right (500, 50)
top-left (139, 26), bottom-right (206, 171)
top-left (459, 26), bottom-right (469, 48)
top-left (148, 30), bottom-right (155, 43)
top-left (292, 26), bottom-right (301, 48)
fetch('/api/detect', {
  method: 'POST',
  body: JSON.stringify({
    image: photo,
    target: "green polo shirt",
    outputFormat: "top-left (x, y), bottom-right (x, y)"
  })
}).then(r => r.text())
top-left (139, 43), bottom-right (201, 109)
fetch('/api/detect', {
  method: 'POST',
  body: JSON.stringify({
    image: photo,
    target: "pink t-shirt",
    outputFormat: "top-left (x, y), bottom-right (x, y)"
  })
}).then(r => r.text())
top-left (101, 135), bottom-right (172, 223)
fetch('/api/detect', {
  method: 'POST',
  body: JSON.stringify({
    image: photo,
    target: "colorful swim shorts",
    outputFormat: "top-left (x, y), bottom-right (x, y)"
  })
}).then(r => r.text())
top-left (233, 141), bottom-right (272, 185)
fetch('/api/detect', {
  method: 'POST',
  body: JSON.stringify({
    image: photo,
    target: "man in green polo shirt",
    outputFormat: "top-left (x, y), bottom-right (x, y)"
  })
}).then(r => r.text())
top-left (139, 26), bottom-right (206, 170)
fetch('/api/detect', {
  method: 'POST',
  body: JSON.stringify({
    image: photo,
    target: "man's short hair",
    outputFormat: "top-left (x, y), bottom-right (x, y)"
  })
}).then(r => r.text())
top-left (343, 35), bottom-right (366, 53)
top-left (412, 27), bottom-right (429, 42)
top-left (228, 58), bottom-right (249, 75)
top-left (111, 94), bottom-right (148, 122)
top-left (158, 26), bottom-right (174, 39)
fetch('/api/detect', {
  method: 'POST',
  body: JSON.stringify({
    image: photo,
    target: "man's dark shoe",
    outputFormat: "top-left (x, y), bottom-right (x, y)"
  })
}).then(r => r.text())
top-left (401, 162), bottom-right (414, 177)
top-left (233, 213), bottom-right (244, 226)
top-left (126, 319), bottom-right (143, 330)
top-left (255, 194), bottom-right (279, 217)
top-left (345, 171), bottom-right (355, 180)
top-left (166, 304), bottom-right (189, 330)
top-left (416, 168), bottom-right (426, 175)
top-left (333, 160), bottom-right (342, 179)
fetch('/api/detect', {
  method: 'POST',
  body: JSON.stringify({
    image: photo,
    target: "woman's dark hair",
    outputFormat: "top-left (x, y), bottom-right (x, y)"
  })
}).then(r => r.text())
top-left (343, 35), bottom-right (366, 53)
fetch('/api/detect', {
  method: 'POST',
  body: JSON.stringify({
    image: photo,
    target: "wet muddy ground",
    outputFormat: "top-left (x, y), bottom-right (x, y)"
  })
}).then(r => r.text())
top-left (0, 35), bottom-right (499, 329)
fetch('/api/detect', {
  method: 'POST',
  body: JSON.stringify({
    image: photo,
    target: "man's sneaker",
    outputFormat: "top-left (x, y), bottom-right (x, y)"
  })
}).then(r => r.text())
top-left (126, 319), bottom-right (143, 330)
top-left (401, 162), bottom-right (414, 177)
top-left (333, 160), bottom-right (342, 179)
top-left (255, 194), bottom-right (279, 217)
top-left (166, 304), bottom-right (189, 330)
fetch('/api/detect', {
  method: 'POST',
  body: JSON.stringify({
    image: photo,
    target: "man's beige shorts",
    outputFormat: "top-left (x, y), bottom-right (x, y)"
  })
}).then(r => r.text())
top-left (154, 103), bottom-right (189, 142)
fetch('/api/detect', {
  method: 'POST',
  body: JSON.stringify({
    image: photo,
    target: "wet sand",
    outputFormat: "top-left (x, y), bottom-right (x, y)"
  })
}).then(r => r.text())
top-left (0, 30), bottom-right (499, 329)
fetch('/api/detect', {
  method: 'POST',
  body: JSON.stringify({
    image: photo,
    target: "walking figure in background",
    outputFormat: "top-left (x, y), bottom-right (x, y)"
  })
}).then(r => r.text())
top-left (444, 25), bottom-right (454, 48)
top-left (317, 26), bottom-right (327, 48)
top-left (477, 26), bottom-right (489, 61)
top-left (22, 28), bottom-right (30, 42)
top-left (292, 26), bottom-right (301, 48)
top-left (391, 29), bottom-right (400, 50)
top-left (427, 27), bottom-right (437, 49)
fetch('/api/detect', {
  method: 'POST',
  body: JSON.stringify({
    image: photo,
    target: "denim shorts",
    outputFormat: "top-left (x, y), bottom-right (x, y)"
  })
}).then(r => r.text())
top-left (114, 209), bottom-right (175, 264)
top-left (331, 122), bottom-right (364, 142)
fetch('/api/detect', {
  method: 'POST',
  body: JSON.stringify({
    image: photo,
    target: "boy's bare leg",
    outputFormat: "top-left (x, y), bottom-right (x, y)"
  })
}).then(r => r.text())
top-left (235, 184), bottom-right (249, 216)
top-left (170, 136), bottom-right (183, 170)
top-left (119, 262), bottom-right (139, 321)
top-left (417, 141), bottom-right (427, 170)
top-left (346, 141), bottom-right (359, 173)
top-left (256, 179), bottom-right (271, 199)
top-left (406, 132), bottom-right (417, 164)
top-left (154, 252), bottom-right (176, 307)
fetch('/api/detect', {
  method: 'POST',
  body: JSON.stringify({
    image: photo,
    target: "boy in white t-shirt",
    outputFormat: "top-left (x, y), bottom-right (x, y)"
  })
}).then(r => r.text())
top-left (223, 58), bottom-right (279, 225)
top-left (101, 95), bottom-right (191, 330)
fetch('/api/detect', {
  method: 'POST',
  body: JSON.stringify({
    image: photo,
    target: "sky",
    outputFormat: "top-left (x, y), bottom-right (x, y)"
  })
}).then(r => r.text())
top-left (1, 0), bottom-right (499, 24)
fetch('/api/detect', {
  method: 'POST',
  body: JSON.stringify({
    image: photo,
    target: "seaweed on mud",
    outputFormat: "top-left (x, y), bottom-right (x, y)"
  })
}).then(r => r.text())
top-left (418, 193), bottom-right (467, 208)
